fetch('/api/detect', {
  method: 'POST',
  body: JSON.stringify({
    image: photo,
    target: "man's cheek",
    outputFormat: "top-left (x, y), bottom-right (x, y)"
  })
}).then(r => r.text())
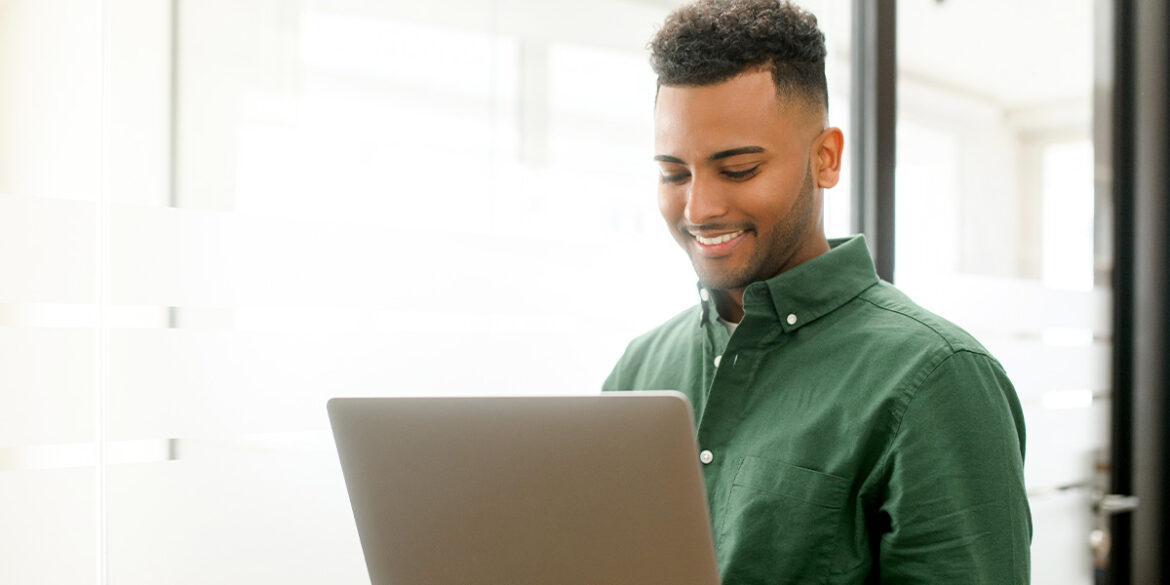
top-left (657, 190), bottom-right (680, 222)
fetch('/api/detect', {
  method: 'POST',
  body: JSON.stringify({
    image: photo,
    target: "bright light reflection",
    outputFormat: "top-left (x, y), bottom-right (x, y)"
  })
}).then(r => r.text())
top-left (1041, 140), bottom-right (1094, 291)
top-left (1040, 327), bottom-right (1094, 347)
top-left (1040, 389), bottom-right (1094, 410)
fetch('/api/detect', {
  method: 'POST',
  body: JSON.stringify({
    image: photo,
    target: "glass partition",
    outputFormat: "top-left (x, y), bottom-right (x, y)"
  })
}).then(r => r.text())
top-left (0, 1), bottom-right (102, 583)
top-left (2, 1), bottom-right (853, 582)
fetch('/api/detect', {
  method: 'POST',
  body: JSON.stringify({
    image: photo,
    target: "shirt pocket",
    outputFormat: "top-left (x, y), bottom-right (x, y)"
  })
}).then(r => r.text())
top-left (717, 456), bottom-right (849, 584)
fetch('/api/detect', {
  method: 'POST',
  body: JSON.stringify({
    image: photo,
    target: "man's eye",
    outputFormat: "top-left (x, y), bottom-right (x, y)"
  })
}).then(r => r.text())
top-left (723, 166), bottom-right (760, 180)
top-left (660, 173), bottom-right (690, 184)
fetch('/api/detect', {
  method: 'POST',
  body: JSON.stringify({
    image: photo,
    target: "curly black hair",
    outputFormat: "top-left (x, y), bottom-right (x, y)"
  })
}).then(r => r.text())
top-left (649, 0), bottom-right (828, 110)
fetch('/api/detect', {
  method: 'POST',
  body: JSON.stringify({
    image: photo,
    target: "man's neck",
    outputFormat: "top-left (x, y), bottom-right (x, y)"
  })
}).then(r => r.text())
top-left (709, 234), bottom-right (832, 324)
top-left (713, 289), bottom-right (746, 323)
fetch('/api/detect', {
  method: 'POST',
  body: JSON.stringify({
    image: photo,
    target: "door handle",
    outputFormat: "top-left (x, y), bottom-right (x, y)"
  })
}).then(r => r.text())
top-left (1094, 492), bottom-right (1139, 515)
top-left (1090, 492), bottom-right (1138, 585)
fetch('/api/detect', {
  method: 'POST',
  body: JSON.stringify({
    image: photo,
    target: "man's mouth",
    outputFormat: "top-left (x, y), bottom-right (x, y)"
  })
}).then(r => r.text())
top-left (686, 228), bottom-right (749, 257)
top-left (694, 230), bottom-right (745, 246)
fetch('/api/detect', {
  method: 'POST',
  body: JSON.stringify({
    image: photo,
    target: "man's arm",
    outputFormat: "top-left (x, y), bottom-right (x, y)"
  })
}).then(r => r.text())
top-left (875, 350), bottom-right (1032, 584)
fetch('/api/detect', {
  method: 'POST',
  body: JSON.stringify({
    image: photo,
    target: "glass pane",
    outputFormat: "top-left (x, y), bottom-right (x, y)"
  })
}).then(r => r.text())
top-left (107, 453), bottom-right (364, 585)
top-left (0, 0), bottom-right (102, 202)
top-left (0, 2), bottom-right (101, 584)
top-left (0, 469), bottom-right (98, 585)
top-left (0, 196), bottom-right (96, 304)
top-left (0, 329), bottom-right (95, 445)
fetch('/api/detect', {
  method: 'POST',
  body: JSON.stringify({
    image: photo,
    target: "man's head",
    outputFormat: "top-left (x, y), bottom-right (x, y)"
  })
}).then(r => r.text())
top-left (650, 0), bottom-right (843, 311)
top-left (650, 0), bottom-right (829, 116)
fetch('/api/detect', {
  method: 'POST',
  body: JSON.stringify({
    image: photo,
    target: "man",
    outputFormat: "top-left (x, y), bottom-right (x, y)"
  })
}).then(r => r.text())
top-left (602, 1), bottom-right (1032, 583)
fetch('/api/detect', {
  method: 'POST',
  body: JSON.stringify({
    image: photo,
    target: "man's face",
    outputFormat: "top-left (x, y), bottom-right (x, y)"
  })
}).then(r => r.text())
top-left (654, 69), bottom-right (833, 293)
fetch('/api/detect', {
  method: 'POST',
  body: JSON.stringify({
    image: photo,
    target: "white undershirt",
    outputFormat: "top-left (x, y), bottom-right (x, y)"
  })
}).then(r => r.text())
top-left (718, 317), bottom-right (739, 336)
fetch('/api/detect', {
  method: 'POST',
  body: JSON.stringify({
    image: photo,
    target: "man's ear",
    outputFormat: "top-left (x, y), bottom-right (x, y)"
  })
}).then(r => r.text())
top-left (811, 127), bottom-right (844, 189)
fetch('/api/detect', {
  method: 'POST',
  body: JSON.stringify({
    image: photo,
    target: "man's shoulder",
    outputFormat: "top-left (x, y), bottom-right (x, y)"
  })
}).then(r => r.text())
top-left (846, 282), bottom-right (1018, 429)
top-left (851, 280), bottom-right (993, 360)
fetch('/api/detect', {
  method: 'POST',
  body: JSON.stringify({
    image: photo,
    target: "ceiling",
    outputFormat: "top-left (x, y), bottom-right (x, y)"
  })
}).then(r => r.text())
top-left (892, 0), bottom-right (1095, 110)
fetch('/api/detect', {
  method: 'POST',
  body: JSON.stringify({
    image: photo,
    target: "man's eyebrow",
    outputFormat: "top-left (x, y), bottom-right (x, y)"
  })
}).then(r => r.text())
top-left (653, 146), bottom-right (766, 165)
top-left (709, 146), bottom-right (766, 161)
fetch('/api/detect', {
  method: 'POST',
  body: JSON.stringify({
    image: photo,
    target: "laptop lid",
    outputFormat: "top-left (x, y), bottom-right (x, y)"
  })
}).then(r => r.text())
top-left (327, 392), bottom-right (719, 585)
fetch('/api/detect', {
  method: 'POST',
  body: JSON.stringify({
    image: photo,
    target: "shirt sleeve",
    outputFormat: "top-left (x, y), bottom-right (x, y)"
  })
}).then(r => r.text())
top-left (601, 359), bottom-right (623, 392)
top-left (876, 350), bottom-right (1032, 584)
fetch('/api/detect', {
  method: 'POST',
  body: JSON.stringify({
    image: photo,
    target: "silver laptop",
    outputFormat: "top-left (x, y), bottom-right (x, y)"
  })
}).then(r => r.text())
top-left (327, 392), bottom-right (720, 585)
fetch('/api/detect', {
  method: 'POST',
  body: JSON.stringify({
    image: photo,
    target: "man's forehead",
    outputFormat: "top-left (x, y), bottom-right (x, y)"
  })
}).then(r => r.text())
top-left (654, 72), bottom-right (820, 153)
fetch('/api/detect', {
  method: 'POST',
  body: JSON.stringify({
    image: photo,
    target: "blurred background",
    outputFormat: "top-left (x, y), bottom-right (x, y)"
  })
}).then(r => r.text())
top-left (0, 0), bottom-right (1133, 583)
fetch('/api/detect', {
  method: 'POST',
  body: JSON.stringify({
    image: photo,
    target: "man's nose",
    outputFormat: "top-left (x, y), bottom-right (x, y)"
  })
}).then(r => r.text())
top-left (683, 172), bottom-right (728, 226)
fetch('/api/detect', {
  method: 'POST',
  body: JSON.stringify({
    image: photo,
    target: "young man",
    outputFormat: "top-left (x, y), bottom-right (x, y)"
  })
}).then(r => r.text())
top-left (602, 1), bottom-right (1032, 583)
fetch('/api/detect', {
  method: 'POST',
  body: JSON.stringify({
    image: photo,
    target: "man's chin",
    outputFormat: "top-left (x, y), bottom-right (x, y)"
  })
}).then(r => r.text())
top-left (693, 268), bottom-right (754, 293)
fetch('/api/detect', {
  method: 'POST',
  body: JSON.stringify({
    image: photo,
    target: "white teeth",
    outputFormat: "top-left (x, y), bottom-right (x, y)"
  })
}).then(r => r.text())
top-left (695, 231), bottom-right (744, 246)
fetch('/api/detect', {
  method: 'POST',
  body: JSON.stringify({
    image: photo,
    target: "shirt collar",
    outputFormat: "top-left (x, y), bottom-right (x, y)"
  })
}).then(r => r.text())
top-left (697, 235), bottom-right (880, 331)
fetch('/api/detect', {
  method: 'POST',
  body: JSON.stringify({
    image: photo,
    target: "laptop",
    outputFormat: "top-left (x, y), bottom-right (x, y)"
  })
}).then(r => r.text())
top-left (327, 392), bottom-right (720, 585)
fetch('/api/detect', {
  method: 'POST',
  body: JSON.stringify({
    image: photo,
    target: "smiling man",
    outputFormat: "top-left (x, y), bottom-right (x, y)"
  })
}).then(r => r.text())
top-left (602, 1), bottom-right (1032, 583)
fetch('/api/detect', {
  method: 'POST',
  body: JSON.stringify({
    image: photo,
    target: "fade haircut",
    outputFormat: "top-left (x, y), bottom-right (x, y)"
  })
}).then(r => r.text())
top-left (649, 0), bottom-right (828, 113)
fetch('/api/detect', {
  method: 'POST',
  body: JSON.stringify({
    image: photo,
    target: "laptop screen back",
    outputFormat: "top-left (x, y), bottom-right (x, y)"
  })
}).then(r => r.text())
top-left (328, 392), bottom-right (719, 585)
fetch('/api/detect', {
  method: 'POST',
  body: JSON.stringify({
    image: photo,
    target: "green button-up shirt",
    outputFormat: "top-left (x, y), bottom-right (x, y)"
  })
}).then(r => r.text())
top-left (603, 236), bottom-right (1031, 584)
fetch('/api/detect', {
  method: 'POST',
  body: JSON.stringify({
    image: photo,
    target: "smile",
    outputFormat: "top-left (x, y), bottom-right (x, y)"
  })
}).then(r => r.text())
top-left (688, 229), bottom-right (749, 258)
top-left (694, 230), bottom-right (745, 246)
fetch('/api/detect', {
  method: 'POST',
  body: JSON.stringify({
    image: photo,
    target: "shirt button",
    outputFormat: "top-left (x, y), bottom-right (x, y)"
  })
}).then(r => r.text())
top-left (700, 288), bottom-right (710, 301)
top-left (786, 313), bottom-right (798, 325)
top-left (713, 355), bottom-right (722, 367)
top-left (699, 450), bottom-right (714, 464)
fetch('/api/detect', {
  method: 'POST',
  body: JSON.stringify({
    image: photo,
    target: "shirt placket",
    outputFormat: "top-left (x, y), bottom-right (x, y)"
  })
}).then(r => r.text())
top-left (694, 286), bottom-right (782, 473)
